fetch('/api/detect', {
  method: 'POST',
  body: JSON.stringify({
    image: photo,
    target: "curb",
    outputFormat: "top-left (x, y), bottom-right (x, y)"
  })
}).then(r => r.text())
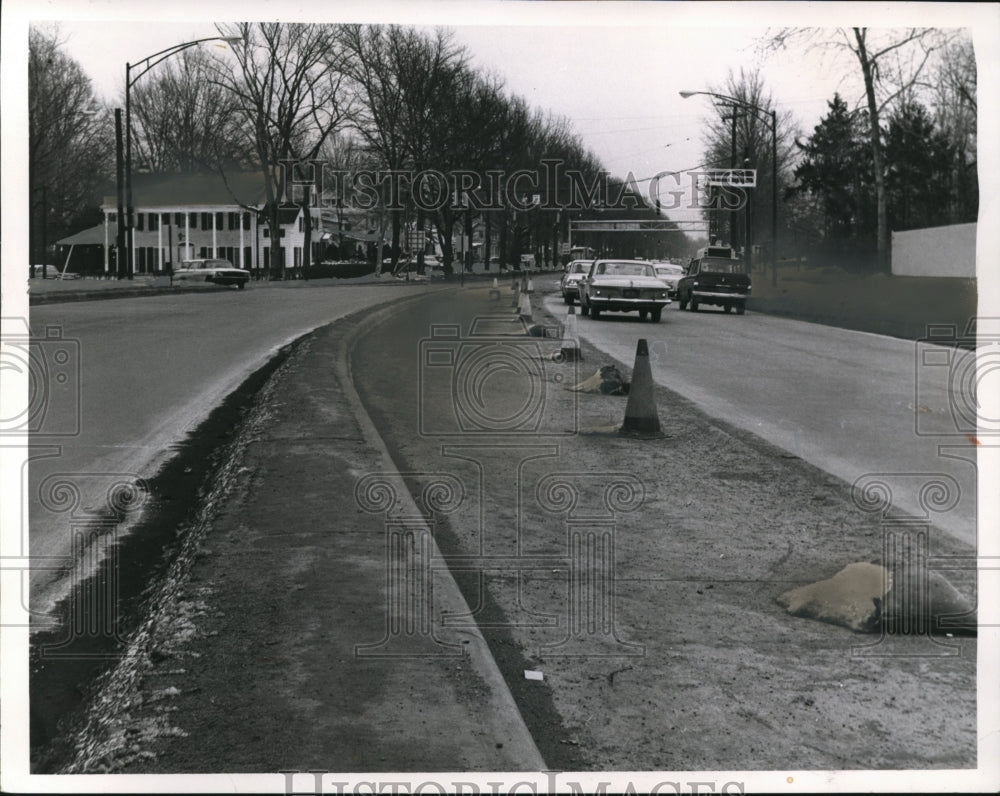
top-left (338, 291), bottom-right (549, 771)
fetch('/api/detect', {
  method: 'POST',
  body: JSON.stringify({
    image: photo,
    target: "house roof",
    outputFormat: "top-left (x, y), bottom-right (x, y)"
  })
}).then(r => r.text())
top-left (103, 172), bottom-right (270, 209)
top-left (57, 223), bottom-right (117, 246)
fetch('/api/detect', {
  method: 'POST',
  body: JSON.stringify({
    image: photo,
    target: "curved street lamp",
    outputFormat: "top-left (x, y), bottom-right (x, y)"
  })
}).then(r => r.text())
top-left (681, 89), bottom-right (778, 287)
top-left (120, 36), bottom-right (242, 279)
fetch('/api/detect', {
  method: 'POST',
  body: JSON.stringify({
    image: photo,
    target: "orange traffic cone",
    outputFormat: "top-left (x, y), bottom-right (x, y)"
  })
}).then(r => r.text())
top-left (620, 339), bottom-right (663, 436)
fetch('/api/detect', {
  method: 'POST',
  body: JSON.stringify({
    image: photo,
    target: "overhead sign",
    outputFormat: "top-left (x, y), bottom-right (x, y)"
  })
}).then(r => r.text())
top-left (702, 169), bottom-right (757, 187)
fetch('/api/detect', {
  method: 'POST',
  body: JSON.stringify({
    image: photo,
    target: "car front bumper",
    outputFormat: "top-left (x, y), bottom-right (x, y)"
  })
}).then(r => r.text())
top-left (588, 297), bottom-right (671, 312)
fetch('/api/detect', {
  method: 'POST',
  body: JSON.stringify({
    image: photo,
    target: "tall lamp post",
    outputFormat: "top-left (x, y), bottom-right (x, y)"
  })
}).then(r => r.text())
top-left (680, 90), bottom-right (778, 287)
top-left (122, 36), bottom-right (242, 279)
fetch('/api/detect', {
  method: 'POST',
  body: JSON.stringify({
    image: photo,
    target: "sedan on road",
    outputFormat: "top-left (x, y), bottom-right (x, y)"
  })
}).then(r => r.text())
top-left (560, 259), bottom-right (592, 304)
top-left (174, 259), bottom-right (250, 289)
top-left (652, 262), bottom-right (685, 298)
top-left (579, 259), bottom-right (671, 322)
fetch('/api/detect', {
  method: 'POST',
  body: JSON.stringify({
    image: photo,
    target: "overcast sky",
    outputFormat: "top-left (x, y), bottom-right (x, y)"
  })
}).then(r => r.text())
top-left (3, 2), bottom-right (998, 239)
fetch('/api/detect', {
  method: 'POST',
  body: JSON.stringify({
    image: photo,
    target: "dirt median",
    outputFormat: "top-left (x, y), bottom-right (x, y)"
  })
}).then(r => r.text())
top-left (350, 285), bottom-right (977, 771)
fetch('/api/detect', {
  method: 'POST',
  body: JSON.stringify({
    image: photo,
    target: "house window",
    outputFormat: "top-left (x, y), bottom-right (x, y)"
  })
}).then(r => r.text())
top-left (199, 212), bottom-right (208, 229)
top-left (242, 212), bottom-right (251, 230)
top-left (298, 215), bottom-right (303, 233)
top-left (175, 213), bottom-right (184, 226)
top-left (244, 246), bottom-right (252, 269)
top-left (149, 213), bottom-right (159, 231)
top-left (228, 212), bottom-right (238, 230)
top-left (199, 247), bottom-right (210, 258)
top-left (108, 212), bottom-right (117, 223)
top-left (294, 247), bottom-right (302, 268)
top-left (216, 212), bottom-right (224, 230)
top-left (263, 227), bottom-right (269, 238)
top-left (189, 213), bottom-right (198, 229)
top-left (136, 213), bottom-right (144, 231)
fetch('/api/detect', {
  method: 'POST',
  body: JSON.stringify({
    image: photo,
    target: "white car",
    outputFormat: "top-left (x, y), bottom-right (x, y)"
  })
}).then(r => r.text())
top-left (579, 259), bottom-right (672, 322)
top-left (560, 259), bottom-right (592, 304)
top-left (652, 262), bottom-right (685, 298)
top-left (32, 264), bottom-right (81, 279)
top-left (173, 259), bottom-right (250, 289)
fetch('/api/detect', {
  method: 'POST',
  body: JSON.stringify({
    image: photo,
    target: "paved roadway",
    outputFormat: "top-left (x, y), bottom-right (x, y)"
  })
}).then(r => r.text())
top-left (543, 283), bottom-right (980, 548)
top-left (22, 282), bottom-right (440, 622)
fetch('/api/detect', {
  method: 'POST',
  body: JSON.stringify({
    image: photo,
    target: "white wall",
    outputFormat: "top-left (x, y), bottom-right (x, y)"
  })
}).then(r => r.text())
top-left (891, 223), bottom-right (977, 278)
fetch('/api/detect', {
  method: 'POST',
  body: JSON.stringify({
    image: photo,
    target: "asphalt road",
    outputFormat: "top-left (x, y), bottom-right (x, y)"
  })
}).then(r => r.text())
top-left (544, 279), bottom-right (978, 547)
top-left (23, 282), bottom-right (444, 622)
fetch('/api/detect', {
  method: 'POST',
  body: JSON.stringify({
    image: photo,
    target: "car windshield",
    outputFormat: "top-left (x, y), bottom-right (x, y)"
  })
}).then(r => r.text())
top-left (655, 265), bottom-right (684, 276)
top-left (570, 262), bottom-right (589, 273)
top-left (597, 263), bottom-right (652, 277)
top-left (699, 258), bottom-right (745, 274)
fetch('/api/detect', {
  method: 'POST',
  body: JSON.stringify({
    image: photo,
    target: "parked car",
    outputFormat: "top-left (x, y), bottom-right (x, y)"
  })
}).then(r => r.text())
top-left (173, 258), bottom-right (250, 289)
top-left (676, 247), bottom-right (751, 314)
top-left (652, 262), bottom-right (685, 298)
top-left (560, 259), bottom-right (592, 304)
top-left (31, 264), bottom-right (81, 279)
top-left (579, 259), bottom-right (671, 322)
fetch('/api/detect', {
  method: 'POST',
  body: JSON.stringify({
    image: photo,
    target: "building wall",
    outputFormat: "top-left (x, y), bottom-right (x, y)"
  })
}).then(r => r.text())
top-left (891, 223), bottom-right (977, 278)
top-left (104, 205), bottom-right (262, 273)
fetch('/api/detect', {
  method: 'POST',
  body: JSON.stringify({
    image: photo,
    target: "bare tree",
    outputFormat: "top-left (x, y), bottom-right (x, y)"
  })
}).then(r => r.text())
top-left (129, 47), bottom-right (251, 173)
top-left (29, 26), bottom-right (112, 273)
top-left (766, 27), bottom-right (950, 270)
top-left (931, 35), bottom-right (977, 223)
top-left (698, 67), bottom-right (798, 266)
top-left (212, 22), bottom-right (349, 279)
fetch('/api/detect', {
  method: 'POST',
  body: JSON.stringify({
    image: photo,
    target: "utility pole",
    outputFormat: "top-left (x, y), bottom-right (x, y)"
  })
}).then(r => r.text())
top-left (115, 108), bottom-right (126, 280)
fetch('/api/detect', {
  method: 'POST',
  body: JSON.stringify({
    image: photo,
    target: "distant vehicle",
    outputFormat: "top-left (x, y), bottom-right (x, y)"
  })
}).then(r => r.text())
top-left (174, 258), bottom-right (249, 289)
top-left (652, 262), bottom-right (685, 298)
top-left (579, 259), bottom-right (671, 322)
top-left (676, 246), bottom-right (750, 314)
top-left (31, 264), bottom-right (81, 279)
top-left (569, 246), bottom-right (596, 262)
top-left (560, 259), bottom-right (592, 304)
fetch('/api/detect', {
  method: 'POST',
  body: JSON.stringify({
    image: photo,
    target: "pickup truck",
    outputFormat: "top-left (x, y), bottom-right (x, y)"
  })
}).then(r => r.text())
top-left (677, 251), bottom-right (751, 314)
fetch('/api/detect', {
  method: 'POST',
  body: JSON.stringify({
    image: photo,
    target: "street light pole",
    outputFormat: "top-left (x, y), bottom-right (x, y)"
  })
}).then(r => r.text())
top-left (680, 90), bottom-right (779, 287)
top-left (123, 36), bottom-right (242, 281)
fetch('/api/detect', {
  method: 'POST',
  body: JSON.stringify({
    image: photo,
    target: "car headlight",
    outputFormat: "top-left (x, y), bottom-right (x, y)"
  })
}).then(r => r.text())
top-left (660, 291), bottom-right (667, 298)
top-left (692, 281), bottom-right (699, 287)
top-left (594, 288), bottom-right (602, 296)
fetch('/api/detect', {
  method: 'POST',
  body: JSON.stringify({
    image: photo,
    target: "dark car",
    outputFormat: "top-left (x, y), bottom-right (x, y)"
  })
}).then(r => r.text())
top-left (677, 247), bottom-right (751, 314)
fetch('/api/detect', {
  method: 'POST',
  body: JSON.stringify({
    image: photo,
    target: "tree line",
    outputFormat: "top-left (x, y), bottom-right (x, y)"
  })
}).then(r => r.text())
top-left (700, 28), bottom-right (977, 273)
top-left (29, 23), bottom-right (688, 278)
